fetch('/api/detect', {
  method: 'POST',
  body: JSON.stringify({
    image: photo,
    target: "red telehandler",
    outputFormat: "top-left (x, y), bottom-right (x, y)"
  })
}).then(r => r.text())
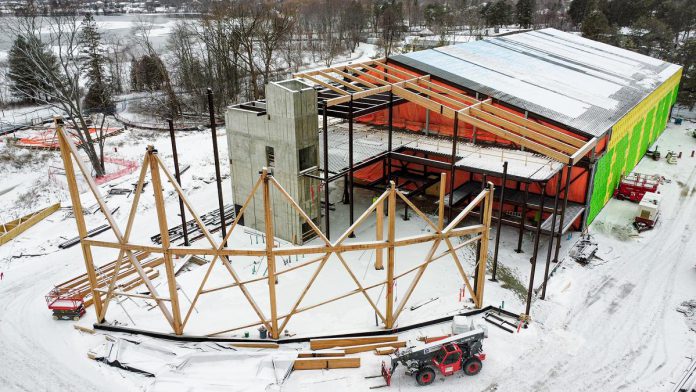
top-left (375, 328), bottom-right (487, 387)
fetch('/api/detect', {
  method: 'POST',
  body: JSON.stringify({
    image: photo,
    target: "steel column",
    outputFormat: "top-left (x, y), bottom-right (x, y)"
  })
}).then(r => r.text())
top-left (490, 161), bottom-right (508, 281)
top-left (525, 182), bottom-right (546, 316)
top-left (541, 173), bottom-right (563, 299)
top-left (515, 182), bottom-right (529, 253)
top-left (322, 101), bottom-right (330, 240)
top-left (207, 88), bottom-right (226, 244)
top-left (554, 165), bottom-right (574, 262)
top-left (168, 119), bottom-right (189, 246)
top-left (387, 91), bottom-right (393, 182)
top-left (348, 96), bottom-right (355, 238)
top-left (448, 112), bottom-right (459, 223)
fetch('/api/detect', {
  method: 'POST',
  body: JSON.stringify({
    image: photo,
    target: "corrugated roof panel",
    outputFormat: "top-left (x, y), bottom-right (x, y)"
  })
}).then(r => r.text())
top-left (391, 28), bottom-right (682, 137)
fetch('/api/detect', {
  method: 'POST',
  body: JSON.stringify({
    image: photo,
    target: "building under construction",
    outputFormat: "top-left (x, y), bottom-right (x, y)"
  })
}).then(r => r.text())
top-left (226, 28), bottom-right (682, 262)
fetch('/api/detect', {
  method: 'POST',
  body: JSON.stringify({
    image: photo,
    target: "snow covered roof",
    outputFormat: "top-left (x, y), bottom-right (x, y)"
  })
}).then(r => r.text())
top-left (390, 28), bottom-right (682, 137)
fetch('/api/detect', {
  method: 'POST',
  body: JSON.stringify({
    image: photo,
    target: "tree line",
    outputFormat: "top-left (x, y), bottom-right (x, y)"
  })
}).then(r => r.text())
top-left (2, 0), bottom-right (694, 179)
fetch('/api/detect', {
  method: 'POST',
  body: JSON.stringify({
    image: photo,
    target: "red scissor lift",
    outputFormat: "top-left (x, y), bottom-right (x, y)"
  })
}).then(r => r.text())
top-left (613, 173), bottom-right (660, 202)
top-left (45, 288), bottom-right (86, 321)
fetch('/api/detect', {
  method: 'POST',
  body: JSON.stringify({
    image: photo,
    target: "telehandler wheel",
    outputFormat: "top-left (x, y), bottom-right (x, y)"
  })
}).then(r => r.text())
top-left (416, 367), bottom-right (436, 386)
top-left (463, 357), bottom-right (482, 376)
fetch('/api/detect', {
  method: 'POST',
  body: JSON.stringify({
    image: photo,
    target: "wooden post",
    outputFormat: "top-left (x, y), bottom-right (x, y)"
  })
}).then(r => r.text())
top-left (148, 146), bottom-right (183, 334)
top-left (56, 120), bottom-right (103, 320)
top-left (475, 182), bottom-right (494, 308)
top-left (262, 168), bottom-right (279, 338)
top-left (438, 172), bottom-right (446, 231)
top-left (375, 198), bottom-right (384, 270)
top-left (385, 181), bottom-right (396, 328)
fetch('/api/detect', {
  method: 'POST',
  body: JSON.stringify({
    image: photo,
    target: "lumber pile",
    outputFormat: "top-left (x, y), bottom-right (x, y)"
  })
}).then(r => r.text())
top-left (53, 251), bottom-right (164, 307)
top-left (309, 335), bottom-right (399, 350)
top-left (293, 357), bottom-right (360, 370)
top-left (297, 350), bottom-right (345, 358)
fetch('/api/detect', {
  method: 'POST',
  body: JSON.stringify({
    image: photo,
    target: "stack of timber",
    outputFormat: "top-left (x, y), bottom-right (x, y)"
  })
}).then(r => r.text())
top-left (0, 203), bottom-right (60, 246)
top-left (53, 251), bottom-right (164, 307)
top-left (293, 335), bottom-right (407, 371)
top-left (150, 204), bottom-right (235, 245)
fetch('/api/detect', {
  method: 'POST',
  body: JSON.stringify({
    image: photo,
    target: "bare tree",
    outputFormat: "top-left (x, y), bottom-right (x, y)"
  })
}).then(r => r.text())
top-left (1, 12), bottom-right (107, 176)
top-left (257, 2), bottom-right (296, 86)
top-left (131, 17), bottom-right (181, 117)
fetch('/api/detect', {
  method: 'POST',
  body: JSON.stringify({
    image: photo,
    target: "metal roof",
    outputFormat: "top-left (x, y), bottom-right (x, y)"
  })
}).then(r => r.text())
top-left (391, 28), bottom-right (682, 137)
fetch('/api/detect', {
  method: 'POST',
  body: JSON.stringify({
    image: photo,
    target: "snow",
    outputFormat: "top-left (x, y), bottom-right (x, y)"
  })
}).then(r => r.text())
top-left (0, 111), bottom-right (695, 391)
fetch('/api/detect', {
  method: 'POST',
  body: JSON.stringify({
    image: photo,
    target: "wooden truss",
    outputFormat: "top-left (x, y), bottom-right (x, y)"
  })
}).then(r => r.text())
top-left (0, 202), bottom-right (61, 246)
top-left (57, 125), bottom-right (495, 339)
top-left (295, 59), bottom-right (598, 165)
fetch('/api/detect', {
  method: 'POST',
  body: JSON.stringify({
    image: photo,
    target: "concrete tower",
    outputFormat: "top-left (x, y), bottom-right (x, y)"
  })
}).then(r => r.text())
top-left (225, 79), bottom-right (320, 244)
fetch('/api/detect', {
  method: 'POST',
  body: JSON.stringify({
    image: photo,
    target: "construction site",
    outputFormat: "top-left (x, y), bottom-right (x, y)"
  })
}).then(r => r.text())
top-left (1, 28), bottom-right (695, 392)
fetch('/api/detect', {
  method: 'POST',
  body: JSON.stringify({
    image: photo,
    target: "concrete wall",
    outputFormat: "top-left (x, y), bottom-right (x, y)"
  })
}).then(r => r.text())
top-left (226, 79), bottom-right (320, 244)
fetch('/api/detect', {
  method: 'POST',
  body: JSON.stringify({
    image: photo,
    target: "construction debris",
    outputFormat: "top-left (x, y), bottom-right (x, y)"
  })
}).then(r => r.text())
top-left (483, 311), bottom-right (517, 333)
top-left (569, 234), bottom-right (598, 264)
top-left (297, 350), bottom-right (345, 358)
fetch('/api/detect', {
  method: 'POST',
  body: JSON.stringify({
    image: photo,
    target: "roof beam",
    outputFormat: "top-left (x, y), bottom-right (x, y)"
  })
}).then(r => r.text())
top-left (358, 63), bottom-right (406, 83)
top-left (480, 103), bottom-right (585, 148)
top-left (392, 85), bottom-right (458, 119)
top-left (469, 108), bottom-right (577, 154)
top-left (330, 68), bottom-right (378, 88)
top-left (301, 74), bottom-right (348, 95)
top-left (378, 61), bottom-right (422, 80)
top-left (404, 81), bottom-right (471, 110)
top-left (569, 137), bottom-right (598, 164)
top-left (344, 66), bottom-right (392, 86)
top-left (419, 80), bottom-right (479, 105)
top-left (460, 114), bottom-right (571, 164)
top-left (327, 85), bottom-right (393, 107)
top-left (318, 71), bottom-right (363, 91)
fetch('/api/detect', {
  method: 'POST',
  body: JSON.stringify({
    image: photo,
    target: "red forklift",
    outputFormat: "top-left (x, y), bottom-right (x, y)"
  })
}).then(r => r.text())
top-left (613, 173), bottom-right (660, 202)
top-left (45, 288), bottom-right (86, 321)
top-left (377, 328), bottom-right (486, 387)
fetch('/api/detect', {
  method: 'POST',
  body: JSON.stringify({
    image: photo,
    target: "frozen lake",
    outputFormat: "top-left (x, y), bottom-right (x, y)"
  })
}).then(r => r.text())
top-left (0, 14), bottom-right (190, 56)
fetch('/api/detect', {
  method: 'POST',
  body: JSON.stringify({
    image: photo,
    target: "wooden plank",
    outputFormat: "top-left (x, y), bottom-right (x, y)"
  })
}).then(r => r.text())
top-left (470, 108), bottom-right (577, 154)
top-left (330, 68), bottom-right (378, 88)
top-left (73, 325), bottom-right (96, 334)
top-left (374, 347), bottom-right (397, 355)
top-left (460, 114), bottom-right (571, 164)
top-left (419, 79), bottom-right (479, 105)
top-left (358, 63), bottom-right (405, 82)
top-left (480, 103), bottom-right (585, 148)
top-left (297, 350), bottom-right (345, 358)
top-left (229, 342), bottom-right (279, 349)
top-left (392, 85), bottom-right (457, 119)
top-left (301, 74), bottom-right (348, 95)
top-left (344, 66), bottom-right (391, 86)
top-left (293, 357), bottom-right (360, 370)
top-left (339, 341), bottom-right (406, 354)
top-left (319, 72), bottom-right (363, 91)
top-left (0, 202), bottom-right (60, 245)
top-left (569, 137), bottom-right (598, 164)
top-left (404, 82), bottom-right (471, 110)
top-left (309, 335), bottom-right (398, 350)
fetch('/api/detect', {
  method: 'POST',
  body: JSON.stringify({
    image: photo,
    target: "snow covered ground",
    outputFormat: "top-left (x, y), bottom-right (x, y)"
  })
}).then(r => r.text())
top-left (0, 117), bottom-right (694, 391)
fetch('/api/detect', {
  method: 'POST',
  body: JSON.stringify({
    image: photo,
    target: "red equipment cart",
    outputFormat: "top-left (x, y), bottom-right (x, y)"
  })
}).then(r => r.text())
top-left (45, 288), bottom-right (86, 321)
top-left (613, 173), bottom-right (660, 202)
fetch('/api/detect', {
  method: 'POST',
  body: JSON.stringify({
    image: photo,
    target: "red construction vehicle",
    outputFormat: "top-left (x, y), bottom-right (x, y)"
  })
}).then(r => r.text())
top-left (613, 173), bottom-right (660, 202)
top-left (45, 288), bottom-right (86, 321)
top-left (378, 328), bottom-right (486, 387)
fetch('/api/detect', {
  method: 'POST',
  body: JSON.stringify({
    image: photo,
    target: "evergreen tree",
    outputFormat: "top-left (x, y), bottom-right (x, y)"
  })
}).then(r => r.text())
top-left (581, 6), bottom-right (612, 43)
top-left (568, 0), bottom-right (590, 26)
top-left (481, 1), bottom-right (513, 28)
top-left (7, 35), bottom-right (58, 102)
top-left (674, 39), bottom-right (696, 110)
top-left (516, 0), bottom-right (534, 29)
top-left (80, 13), bottom-right (114, 113)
